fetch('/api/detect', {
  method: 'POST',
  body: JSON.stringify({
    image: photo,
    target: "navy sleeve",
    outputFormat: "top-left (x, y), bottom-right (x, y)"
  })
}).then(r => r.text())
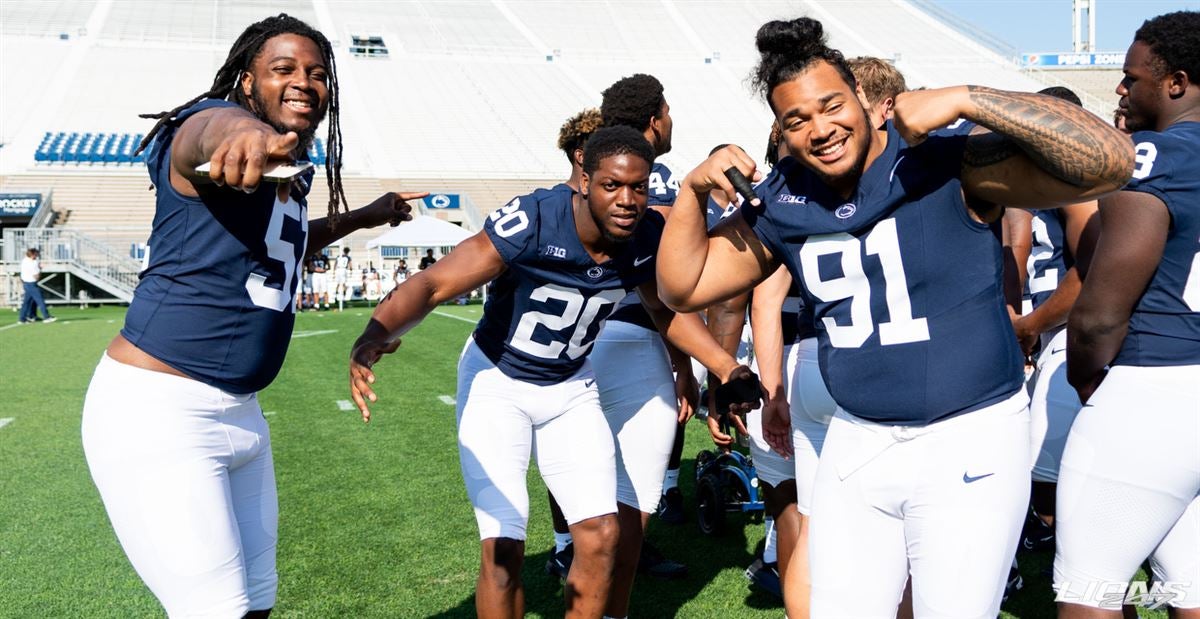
top-left (483, 193), bottom-right (540, 265)
top-left (1124, 131), bottom-right (1179, 212)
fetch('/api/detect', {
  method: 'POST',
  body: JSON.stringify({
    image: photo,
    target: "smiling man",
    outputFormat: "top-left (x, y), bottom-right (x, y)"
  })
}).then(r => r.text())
top-left (656, 16), bottom-right (1133, 618)
top-left (347, 126), bottom-right (756, 619)
top-left (80, 14), bottom-right (423, 618)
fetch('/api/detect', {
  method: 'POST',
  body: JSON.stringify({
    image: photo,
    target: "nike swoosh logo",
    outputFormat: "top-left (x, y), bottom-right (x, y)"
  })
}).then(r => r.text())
top-left (584, 379), bottom-right (595, 388)
top-left (963, 472), bottom-right (995, 483)
top-left (1050, 348), bottom-right (1065, 355)
top-left (633, 255), bottom-right (653, 267)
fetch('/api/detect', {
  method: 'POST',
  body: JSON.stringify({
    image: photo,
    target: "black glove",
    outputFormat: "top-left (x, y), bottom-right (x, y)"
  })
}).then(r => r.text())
top-left (712, 365), bottom-right (762, 416)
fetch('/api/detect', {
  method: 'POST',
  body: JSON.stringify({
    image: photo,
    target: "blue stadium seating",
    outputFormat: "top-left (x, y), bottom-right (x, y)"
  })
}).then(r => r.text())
top-left (35, 131), bottom-right (325, 167)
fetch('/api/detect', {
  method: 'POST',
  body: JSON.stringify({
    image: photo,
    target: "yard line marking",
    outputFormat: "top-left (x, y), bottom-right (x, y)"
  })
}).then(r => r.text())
top-left (0, 418), bottom-right (13, 430)
top-left (263, 411), bottom-right (277, 416)
top-left (292, 329), bottom-right (338, 339)
top-left (335, 400), bottom-right (355, 411)
top-left (0, 323), bottom-right (22, 332)
top-left (432, 310), bottom-right (477, 324)
top-left (438, 395), bottom-right (456, 406)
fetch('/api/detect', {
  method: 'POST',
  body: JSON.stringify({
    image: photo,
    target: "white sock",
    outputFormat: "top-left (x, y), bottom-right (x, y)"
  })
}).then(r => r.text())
top-left (662, 468), bottom-right (680, 491)
top-left (554, 532), bottom-right (573, 553)
top-left (763, 516), bottom-right (778, 564)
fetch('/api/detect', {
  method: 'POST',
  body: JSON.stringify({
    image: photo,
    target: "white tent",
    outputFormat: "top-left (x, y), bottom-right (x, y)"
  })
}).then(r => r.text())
top-left (366, 214), bottom-right (473, 250)
top-left (366, 215), bottom-right (483, 302)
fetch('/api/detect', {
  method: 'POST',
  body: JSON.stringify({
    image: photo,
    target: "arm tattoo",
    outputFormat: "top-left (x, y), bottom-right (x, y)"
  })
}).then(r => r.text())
top-left (964, 85), bottom-right (1131, 188)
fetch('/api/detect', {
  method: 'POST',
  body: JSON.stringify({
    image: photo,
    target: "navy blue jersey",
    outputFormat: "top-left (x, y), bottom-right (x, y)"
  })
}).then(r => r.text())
top-left (648, 161), bottom-right (679, 207)
top-left (745, 122), bottom-right (1024, 425)
top-left (473, 186), bottom-right (665, 384)
top-left (122, 99), bottom-right (313, 394)
top-left (1114, 122), bottom-right (1200, 366)
top-left (706, 196), bottom-right (738, 229)
top-left (1025, 209), bottom-right (1071, 310)
top-left (310, 254), bottom-right (329, 272)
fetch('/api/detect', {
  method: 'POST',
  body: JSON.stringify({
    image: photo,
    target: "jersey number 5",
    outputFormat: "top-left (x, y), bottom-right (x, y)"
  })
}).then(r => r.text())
top-left (799, 218), bottom-right (930, 348)
top-left (246, 198), bottom-right (307, 312)
top-left (511, 284), bottom-right (626, 360)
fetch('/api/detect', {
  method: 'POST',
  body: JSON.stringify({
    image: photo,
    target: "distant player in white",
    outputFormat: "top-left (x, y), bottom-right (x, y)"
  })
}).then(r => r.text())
top-left (1057, 11), bottom-right (1200, 615)
top-left (334, 246), bottom-right (352, 307)
top-left (347, 127), bottom-right (758, 619)
top-left (309, 251), bottom-right (330, 309)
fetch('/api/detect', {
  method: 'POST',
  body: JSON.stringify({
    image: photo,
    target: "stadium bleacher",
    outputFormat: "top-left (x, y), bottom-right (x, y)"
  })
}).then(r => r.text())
top-left (0, 0), bottom-right (1131, 303)
top-left (31, 132), bottom-right (326, 166)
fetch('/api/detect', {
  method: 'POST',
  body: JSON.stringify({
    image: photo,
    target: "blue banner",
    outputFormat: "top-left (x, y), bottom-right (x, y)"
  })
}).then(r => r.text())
top-left (424, 193), bottom-right (460, 210)
top-left (1021, 52), bottom-right (1124, 68)
top-left (0, 193), bottom-right (41, 219)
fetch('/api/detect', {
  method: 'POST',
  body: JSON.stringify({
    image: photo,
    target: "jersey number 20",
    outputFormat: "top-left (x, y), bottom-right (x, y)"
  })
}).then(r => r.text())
top-left (799, 218), bottom-right (930, 348)
top-left (511, 284), bottom-right (626, 360)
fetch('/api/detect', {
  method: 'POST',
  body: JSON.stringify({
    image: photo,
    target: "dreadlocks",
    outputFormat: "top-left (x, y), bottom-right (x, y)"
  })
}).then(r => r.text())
top-left (137, 14), bottom-right (348, 221)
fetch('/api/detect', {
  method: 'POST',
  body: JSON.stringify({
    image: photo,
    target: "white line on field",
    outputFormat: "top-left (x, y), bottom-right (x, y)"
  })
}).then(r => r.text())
top-left (432, 310), bottom-right (476, 324)
top-left (335, 400), bottom-right (355, 411)
top-left (291, 329), bottom-right (338, 339)
top-left (263, 411), bottom-right (277, 416)
top-left (0, 418), bottom-right (13, 430)
top-left (0, 323), bottom-right (23, 332)
top-left (438, 395), bottom-right (456, 405)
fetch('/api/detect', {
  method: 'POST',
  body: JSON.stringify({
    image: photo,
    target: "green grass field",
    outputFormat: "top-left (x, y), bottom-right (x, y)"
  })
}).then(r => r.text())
top-left (0, 305), bottom-right (1160, 618)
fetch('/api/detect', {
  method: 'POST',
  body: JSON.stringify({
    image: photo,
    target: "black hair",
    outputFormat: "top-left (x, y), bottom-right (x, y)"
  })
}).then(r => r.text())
top-left (1134, 11), bottom-right (1200, 82)
top-left (765, 124), bottom-right (783, 167)
top-left (751, 17), bottom-right (857, 107)
top-left (1038, 86), bottom-right (1083, 107)
top-left (137, 14), bottom-right (347, 221)
top-left (600, 74), bottom-right (666, 131)
top-left (582, 126), bottom-right (655, 175)
top-left (708, 143), bottom-right (731, 157)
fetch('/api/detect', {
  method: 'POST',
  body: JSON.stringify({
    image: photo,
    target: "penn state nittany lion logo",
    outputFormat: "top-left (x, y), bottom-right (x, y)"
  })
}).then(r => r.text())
top-left (835, 203), bottom-right (857, 219)
top-left (586, 266), bottom-right (604, 279)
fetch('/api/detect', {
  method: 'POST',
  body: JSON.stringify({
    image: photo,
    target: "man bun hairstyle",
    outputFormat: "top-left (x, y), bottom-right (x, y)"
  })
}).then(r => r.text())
top-left (752, 17), bottom-right (857, 105)
top-left (600, 74), bottom-right (666, 132)
top-left (582, 126), bottom-right (655, 175)
top-left (137, 14), bottom-right (348, 222)
top-left (1134, 11), bottom-right (1200, 82)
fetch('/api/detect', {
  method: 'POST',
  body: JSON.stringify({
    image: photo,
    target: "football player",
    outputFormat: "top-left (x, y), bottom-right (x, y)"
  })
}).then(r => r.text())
top-left (80, 14), bottom-right (420, 617)
top-left (656, 16), bottom-right (1132, 617)
top-left (348, 126), bottom-right (759, 619)
top-left (334, 246), bottom-right (352, 309)
top-left (1057, 11), bottom-right (1200, 616)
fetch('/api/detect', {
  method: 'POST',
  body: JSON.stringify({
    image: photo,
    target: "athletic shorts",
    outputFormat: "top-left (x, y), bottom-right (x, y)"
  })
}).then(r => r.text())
top-left (302, 274), bottom-right (313, 294)
top-left (1027, 327), bottom-right (1082, 482)
top-left (456, 338), bottom-right (617, 540)
top-left (335, 268), bottom-right (349, 285)
top-left (1055, 364), bottom-right (1200, 610)
top-left (81, 354), bottom-right (277, 617)
top-left (590, 321), bottom-right (677, 513)
top-left (311, 272), bottom-right (329, 294)
top-left (809, 390), bottom-right (1031, 618)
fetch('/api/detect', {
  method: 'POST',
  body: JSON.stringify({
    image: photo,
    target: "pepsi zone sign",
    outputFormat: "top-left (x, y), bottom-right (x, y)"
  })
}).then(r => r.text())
top-left (1022, 52), bottom-right (1124, 68)
top-left (423, 193), bottom-right (460, 209)
top-left (0, 193), bottom-right (41, 220)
